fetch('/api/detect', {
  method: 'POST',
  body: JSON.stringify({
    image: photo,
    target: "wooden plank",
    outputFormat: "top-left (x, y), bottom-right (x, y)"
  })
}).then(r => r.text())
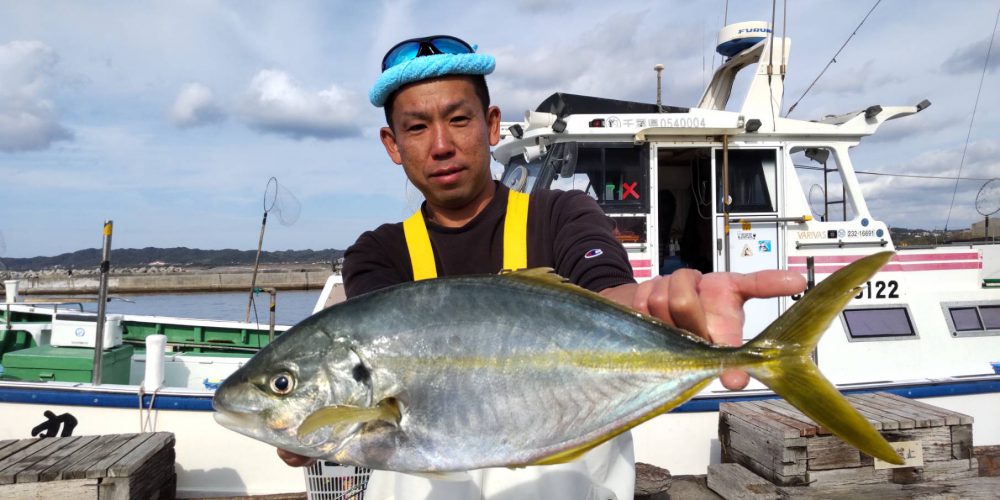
top-left (849, 394), bottom-right (917, 429)
top-left (881, 426), bottom-right (954, 462)
top-left (726, 446), bottom-right (779, 485)
top-left (754, 400), bottom-right (823, 436)
top-left (15, 436), bottom-right (99, 484)
top-left (0, 438), bottom-right (64, 485)
top-left (98, 476), bottom-right (128, 500)
top-left (0, 477), bottom-right (99, 498)
top-left (878, 392), bottom-right (972, 425)
top-left (106, 432), bottom-right (174, 478)
top-left (58, 434), bottom-right (140, 480)
top-left (922, 458), bottom-right (978, 481)
top-left (952, 424), bottom-right (973, 460)
top-left (83, 433), bottom-right (154, 479)
top-left (728, 427), bottom-right (806, 475)
top-left (975, 444), bottom-right (1000, 477)
top-left (840, 395), bottom-right (907, 430)
top-left (806, 435), bottom-right (862, 471)
top-left (122, 445), bottom-right (176, 499)
top-left (721, 406), bottom-right (803, 441)
top-left (807, 464), bottom-right (892, 487)
top-left (877, 392), bottom-right (966, 425)
top-left (829, 397), bottom-right (896, 431)
top-left (778, 475), bottom-right (1000, 499)
top-left (843, 394), bottom-right (914, 430)
top-left (720, 402), bottom-right (802, 439)
top-left (0, 440), bottom-right (18, 455)
top-left (865, 393), bottom-right (944, 428)
top-left (0, 439), bottom-right (40, 464)
top-left (707, 463), bottom-right (779, 500)
top-left (36, 436), bottom-right (113, 482)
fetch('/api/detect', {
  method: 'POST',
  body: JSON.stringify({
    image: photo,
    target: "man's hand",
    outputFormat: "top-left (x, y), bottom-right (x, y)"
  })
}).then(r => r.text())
top-left (600, 269), bottom-right (806, 390)
top-left (277, 448), bottom-right (316, 468)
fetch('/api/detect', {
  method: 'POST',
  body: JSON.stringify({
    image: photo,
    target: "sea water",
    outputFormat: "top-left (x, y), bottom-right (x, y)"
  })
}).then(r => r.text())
top-left (78, 289), bottom-right (322, 326)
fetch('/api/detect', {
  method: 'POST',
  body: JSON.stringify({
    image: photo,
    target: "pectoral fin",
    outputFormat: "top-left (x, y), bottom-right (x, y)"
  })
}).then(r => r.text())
top-left (297, 398), bottom-right (401, 440)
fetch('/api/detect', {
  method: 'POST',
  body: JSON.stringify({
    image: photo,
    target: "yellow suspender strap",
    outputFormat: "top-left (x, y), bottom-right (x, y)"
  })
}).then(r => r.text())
top-left (503, 189), bottom-right (529, 272)
top-left (403, 189), bottom-right (530, 280)
top-left (403, 210), bottom-right (437, 281)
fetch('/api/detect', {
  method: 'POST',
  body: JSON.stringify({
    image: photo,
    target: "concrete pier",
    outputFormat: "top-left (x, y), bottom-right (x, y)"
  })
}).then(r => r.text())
top-left (12, 269), bottom-right (333, 295)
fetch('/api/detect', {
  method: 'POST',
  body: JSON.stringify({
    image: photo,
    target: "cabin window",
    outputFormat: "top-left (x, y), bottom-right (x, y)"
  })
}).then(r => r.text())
top-left (789, 147), bottom-right (856, 222)
top-left (505, 142), bottom-right (649, 214)
top-left (944, 302), bottom-right (1000, 337)
top-left (841, 306), bottom-right (917, 340)
top-left (501, 154), bottom-right (545, 193)
top-left (715, 149), bottom-right (777, 213)
top-left (563, 144), bottom-right (648, 214)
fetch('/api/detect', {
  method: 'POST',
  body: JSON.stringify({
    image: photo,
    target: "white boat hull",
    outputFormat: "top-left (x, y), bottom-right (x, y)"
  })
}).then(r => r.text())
top-left (0, 393), bottom-right (306, 497)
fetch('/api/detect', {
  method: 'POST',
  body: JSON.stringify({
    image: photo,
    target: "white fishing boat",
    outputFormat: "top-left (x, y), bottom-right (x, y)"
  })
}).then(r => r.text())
top-left (492, 21), bottom-right (1000, 474)
top-left (0, 302), bottom-right (305, 496)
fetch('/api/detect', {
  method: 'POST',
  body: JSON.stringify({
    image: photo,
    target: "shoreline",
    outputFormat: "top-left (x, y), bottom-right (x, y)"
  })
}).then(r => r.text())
top-left (7, 267), bottom-right (334, 295)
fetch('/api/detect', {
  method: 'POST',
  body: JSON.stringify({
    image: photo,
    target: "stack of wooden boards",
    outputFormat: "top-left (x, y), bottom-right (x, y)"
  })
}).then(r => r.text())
top-left (709, 392), bottom-right (1000, 498)
top-left (0, 432), bottom-right (175, 499)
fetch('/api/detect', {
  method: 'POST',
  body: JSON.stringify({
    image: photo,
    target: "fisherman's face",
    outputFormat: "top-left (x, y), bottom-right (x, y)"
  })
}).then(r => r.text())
top-left (380, 76), bottom-right (500, 211)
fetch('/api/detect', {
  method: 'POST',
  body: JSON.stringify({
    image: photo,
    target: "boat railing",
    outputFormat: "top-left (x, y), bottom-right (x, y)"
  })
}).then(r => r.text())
top-left (796, 239), bottom-right (889, 249)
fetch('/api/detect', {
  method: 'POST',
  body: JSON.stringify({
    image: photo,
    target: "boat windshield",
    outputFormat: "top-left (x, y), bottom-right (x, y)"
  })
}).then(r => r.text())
top-left (501, 142), bottom-right (649, 214)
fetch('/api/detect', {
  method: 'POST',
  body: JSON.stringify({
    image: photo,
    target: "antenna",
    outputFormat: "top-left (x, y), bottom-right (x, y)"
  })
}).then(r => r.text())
top-left (654, 64), bottom-right (665, 111)
top-left (975, 179), bottom-right (1000, 241)
top-left (0, 231), bottom-right (7, 280)
top-left (244, 177), bottom-right (301, 323)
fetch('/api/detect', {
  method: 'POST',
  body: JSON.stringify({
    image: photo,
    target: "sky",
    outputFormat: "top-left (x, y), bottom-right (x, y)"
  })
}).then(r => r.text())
top-left (1, 0), bottom-right (998, 258)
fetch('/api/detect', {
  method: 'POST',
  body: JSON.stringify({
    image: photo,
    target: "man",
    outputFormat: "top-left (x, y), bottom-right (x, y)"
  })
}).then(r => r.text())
top-left (280, 35), bottom-right (806, 499)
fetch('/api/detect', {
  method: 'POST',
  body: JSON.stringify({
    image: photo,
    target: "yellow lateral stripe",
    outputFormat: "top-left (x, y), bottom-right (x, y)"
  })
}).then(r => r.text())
top-left (503, 190), bottom-right (529, 271)
top-left (403, 210), bottom-right (437, 280)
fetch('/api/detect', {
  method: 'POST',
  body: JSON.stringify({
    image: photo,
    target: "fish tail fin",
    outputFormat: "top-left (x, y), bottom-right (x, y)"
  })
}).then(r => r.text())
top-left (739, 251), bottom-right (903, 465)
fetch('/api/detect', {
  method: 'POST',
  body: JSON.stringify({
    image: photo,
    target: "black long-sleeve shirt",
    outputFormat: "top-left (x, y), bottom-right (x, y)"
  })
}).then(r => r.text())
top-left (343, 182), bottom-right (635, 298)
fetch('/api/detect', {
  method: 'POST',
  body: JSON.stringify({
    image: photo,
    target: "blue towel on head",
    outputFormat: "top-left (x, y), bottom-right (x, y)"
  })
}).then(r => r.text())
top-left (369, 53), bottom-right (495, 107)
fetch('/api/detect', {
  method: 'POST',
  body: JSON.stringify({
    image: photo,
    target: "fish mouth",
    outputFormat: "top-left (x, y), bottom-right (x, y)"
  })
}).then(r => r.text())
top-left (213, 408), bottom-right (260, 432)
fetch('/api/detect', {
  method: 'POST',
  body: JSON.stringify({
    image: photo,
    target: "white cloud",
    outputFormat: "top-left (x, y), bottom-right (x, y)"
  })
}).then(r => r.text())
top-left (0, 40), bottom-right (72, 152)
top-left (238, 69), bottom-right (363, 140)
top-left (488, 11), bottom-right (705, 115)
top-left (169, 82), bottom-right (225, 128)
top-left (515, 0), bottom-right (571, 12)
top-left (942, 37), bottom-right (1000, 74)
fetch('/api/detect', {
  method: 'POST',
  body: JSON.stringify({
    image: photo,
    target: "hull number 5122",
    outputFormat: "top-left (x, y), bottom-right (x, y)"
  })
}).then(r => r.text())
top-left (854, 280), bottom-right (899, 299)
top-left (792, 279), bottom-right (900, 301)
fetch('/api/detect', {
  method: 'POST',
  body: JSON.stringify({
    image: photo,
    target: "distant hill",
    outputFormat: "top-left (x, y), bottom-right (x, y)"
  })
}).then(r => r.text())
top-left (0, 247), bottom-right (344, 271)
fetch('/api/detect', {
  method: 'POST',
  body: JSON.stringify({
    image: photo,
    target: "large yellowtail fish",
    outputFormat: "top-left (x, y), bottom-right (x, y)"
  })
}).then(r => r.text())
top-left (213, 251), bottom-right (903, 471)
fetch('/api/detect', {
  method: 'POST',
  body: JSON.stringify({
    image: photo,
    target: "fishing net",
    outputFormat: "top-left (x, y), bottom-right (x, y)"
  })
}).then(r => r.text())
top-left (264, 177), bottom-right (301, 226)
top-left (976, 179), bottom-right (1000, 217)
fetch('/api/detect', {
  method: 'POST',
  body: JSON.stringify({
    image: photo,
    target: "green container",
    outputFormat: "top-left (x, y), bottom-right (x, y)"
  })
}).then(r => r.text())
top-left (0, 344), bottom-right (134, 384)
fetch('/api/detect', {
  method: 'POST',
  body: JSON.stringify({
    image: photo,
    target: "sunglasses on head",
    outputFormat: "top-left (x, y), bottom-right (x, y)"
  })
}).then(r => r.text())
top-left (381, 35), bottom-right (476, 72)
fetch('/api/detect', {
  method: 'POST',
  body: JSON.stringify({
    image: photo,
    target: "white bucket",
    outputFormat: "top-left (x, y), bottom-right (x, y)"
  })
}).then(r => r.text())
top-left (4, 280), bottom-right (18, 303)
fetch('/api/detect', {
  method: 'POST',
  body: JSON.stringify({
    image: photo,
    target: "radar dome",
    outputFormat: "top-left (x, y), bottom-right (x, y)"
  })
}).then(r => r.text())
top-left (717, 21), bottom-right (772, 58)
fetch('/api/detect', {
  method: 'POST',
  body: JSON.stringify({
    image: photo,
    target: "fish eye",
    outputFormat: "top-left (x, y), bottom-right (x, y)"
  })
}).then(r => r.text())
top-left (269, 372), bottom-right (295, 395)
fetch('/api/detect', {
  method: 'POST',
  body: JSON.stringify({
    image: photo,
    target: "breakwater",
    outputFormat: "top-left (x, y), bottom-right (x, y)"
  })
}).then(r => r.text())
top-left (11, 269), bottom-right (333, 295)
